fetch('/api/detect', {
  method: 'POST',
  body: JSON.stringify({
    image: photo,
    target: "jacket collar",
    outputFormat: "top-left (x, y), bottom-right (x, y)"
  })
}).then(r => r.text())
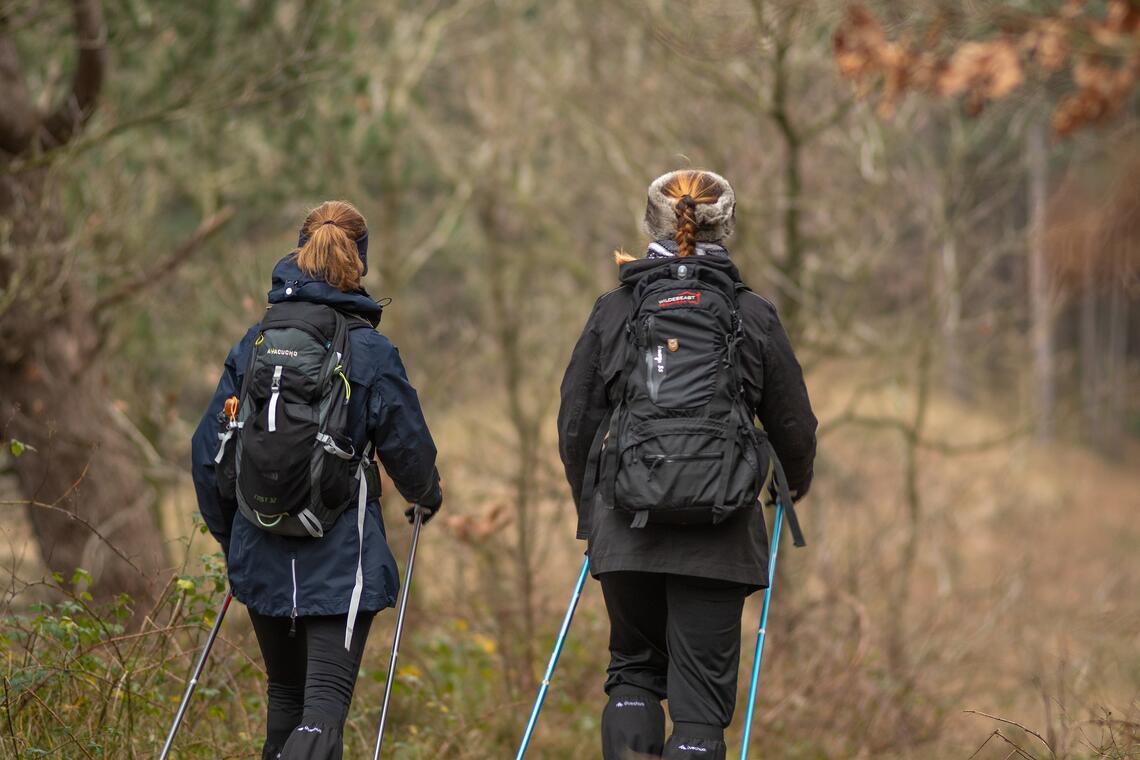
top-left (267, 254), bottom-right (383, 326)
top-left (646, 238), bottom-right (729, 259)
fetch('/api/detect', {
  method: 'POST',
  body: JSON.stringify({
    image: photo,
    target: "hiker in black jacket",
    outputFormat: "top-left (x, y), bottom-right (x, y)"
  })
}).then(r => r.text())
top-left (558, 170), bottom-right (817, 760)
top-left (191, 200), bottom-right (443, 760)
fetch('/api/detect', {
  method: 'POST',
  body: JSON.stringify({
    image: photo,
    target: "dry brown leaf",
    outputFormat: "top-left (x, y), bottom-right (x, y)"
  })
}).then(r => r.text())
top-left (938, 40), bottom-right (1024, 99)
top-left (1106, 0), bottom-right (1140, 35)
top-left (1027, 19), bottom-right (1071, 72)
top-left (834, 4), bottom-right (889, 80)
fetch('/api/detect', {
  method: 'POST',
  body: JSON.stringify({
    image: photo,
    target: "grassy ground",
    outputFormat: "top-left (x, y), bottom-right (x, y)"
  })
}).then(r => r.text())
top-left (2, 359), bottom-right (1138, 758)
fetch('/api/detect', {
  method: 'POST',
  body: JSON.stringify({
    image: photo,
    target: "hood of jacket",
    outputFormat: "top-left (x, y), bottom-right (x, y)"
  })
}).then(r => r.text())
top-left (267, 253), bottom-right (383, 326)
top-left (617, 246), bottom-right (744, 288)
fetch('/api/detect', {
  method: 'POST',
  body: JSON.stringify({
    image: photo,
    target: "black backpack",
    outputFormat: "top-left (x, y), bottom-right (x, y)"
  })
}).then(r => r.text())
top-left (215, 301), bottom-right (378, 538)
top-left (582, 258), bottom-right (804, 544)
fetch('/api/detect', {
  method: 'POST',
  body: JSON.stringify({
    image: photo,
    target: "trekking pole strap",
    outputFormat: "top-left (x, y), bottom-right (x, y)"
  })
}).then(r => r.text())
top-left (578, 405), bottom-right (617, 517)
top-left (767, 445), bottom-right (805, 548)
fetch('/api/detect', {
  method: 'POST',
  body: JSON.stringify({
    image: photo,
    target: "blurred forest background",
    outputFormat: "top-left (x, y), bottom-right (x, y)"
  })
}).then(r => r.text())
top-left (1, 0), bottom-right (1139, 757)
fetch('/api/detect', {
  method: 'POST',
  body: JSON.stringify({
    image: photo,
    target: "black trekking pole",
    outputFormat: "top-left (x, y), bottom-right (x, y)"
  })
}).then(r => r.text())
top-left (159, 589), bottom-right (233, 760)
top-left (371, 506), bottom-right (427, 759)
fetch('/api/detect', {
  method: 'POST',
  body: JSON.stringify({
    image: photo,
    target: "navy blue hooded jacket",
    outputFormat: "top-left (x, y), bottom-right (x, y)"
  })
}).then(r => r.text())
top-left (190, 250), bottom-right (442, 618)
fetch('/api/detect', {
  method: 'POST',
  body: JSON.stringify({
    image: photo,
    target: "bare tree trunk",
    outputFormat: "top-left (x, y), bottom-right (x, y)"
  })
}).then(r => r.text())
top-left (0, 178), bottom-right (167, 607)
top-left (1026, 119), bottom-right (1054, 440)
top-left (771, 34), bottom-right (806, 338)
top-left (1103, 273), bottom-right (1128, 455)
top-left (0, 2), bottom-right (169, 609)
top-left (888, 339), bottom-right (932, 676)
top-left (939, 236), bottom-right (969, 399)
top-left (477, 189), bottom-right (539, 690)
top-left (1080, 251), bottom-right (1103, 444)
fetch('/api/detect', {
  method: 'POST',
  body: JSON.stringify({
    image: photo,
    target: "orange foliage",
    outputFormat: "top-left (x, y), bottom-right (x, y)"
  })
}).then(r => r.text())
top-left (834, 1), bottom-right (1140, 134)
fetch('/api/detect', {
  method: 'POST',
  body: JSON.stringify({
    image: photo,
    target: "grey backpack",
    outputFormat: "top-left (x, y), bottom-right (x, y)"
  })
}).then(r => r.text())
top-left (215, 301), bottom-right (377, 538)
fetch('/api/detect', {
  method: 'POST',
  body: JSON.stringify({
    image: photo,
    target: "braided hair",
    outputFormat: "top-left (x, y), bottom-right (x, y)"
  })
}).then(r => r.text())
top-left (673, 194), bottom-right (699, 258)
top-left (661, 171), bottom-right (724, 258)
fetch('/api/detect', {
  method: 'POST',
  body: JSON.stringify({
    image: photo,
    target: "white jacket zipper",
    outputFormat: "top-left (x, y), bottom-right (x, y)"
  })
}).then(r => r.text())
top-left (289, 556), bottom-right (298, 637)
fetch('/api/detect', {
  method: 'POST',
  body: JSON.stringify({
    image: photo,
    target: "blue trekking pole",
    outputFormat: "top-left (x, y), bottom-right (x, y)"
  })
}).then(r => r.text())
top-left (514, 556), bottom-right (590, 760)
top-left (738, 501), bottom-right (786, 760)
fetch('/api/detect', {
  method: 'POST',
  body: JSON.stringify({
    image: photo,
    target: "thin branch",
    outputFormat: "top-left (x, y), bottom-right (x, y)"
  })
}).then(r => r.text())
top-left (399, 181), bottom-right (473, 285)
top-left (0, 499), bottom-right (143, 576)
top-left (820, 411), bottom-right (1027, 455)
top-left (918, 424), bottom-right (1030, 455)
top-left (803, 96), bottom-right (855, 143)
top-left (6, 95), bottom-right (193, 174)
top-left (965, 709), bottom-right (1057, 758)
top-left (25, 689), bottom-right (96, 760)
top-left (93, 206), bottom-right (236, 315)
top-left (819, 412), bottom-right (911, 440)
top-left (6, 60), bottom-right (330, 174)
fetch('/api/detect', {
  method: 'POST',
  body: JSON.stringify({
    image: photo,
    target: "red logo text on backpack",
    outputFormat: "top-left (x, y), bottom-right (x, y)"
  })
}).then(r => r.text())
top-left (657, 291), bottom-right (701, 308)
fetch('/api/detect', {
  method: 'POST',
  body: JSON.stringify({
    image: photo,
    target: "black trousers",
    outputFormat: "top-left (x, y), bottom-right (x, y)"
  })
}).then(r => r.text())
top-left (248, 610), bottom-right (375, 760)
top-left (599, 572), bottom-right (749, 760)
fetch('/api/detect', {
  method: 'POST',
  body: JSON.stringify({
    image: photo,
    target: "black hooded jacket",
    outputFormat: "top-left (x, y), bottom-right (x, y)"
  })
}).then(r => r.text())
top-left (557, 253), bottom-right (816, 588)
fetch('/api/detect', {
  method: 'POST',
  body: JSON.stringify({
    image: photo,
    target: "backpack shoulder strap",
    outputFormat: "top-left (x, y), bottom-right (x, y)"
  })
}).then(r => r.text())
top-left (235, 319), bottom-right (270, 407)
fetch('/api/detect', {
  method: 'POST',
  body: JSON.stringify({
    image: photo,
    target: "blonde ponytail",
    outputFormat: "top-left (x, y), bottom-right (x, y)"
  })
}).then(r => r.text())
top-left (296, 200), bottom-right (367, 292)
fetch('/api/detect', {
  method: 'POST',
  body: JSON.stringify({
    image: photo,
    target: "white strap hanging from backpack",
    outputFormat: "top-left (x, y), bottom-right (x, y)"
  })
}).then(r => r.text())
top-left (344, 443), bottom-right (373, 650)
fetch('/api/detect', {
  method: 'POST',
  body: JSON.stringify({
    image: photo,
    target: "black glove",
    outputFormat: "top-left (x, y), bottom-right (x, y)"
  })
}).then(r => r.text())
top-left (405, 491), bottom-right (442, 525)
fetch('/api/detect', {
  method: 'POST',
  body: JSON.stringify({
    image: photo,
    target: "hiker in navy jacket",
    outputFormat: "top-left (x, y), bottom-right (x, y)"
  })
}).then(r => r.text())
top-left (558, 171), bottom-right (816, 760)
top-left (191, 200), bottom-right (443, 760)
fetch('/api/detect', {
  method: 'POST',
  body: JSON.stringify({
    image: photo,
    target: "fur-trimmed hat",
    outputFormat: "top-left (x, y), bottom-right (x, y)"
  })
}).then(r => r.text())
top-left (642, 170), bottom-right (736, 242)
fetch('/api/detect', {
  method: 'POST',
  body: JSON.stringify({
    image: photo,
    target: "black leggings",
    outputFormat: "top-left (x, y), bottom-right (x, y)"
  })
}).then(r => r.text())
top-left (599, 572), bottom-right (750, 760)
top-left (248, 610), bottom-right (375, 760)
